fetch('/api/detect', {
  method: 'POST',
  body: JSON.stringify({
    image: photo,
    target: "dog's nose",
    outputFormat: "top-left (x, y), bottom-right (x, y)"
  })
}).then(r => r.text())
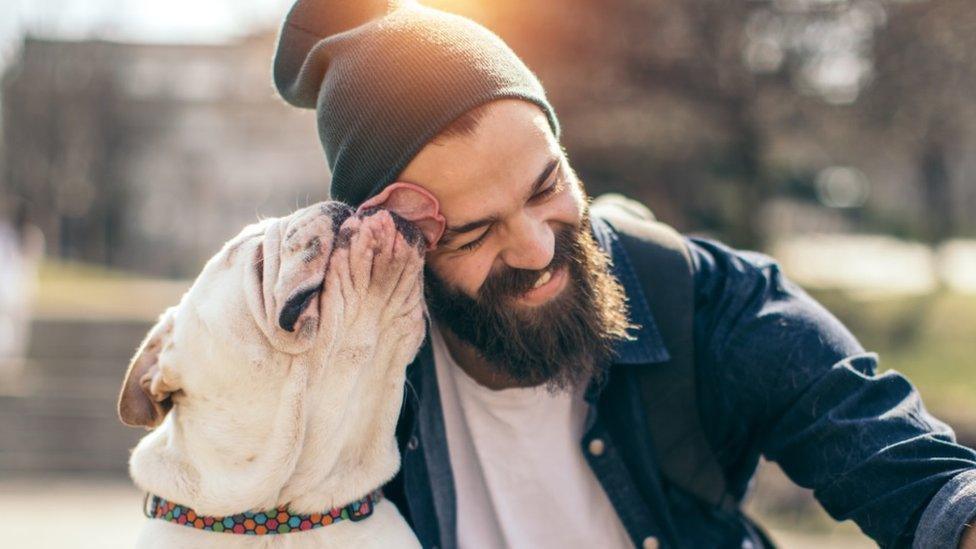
top-left (321, 202), bottom-right (353, 231)
top-left (283, 202), bottom-right (353, 257)
top-left (285, 202), bottom-right (353, 243)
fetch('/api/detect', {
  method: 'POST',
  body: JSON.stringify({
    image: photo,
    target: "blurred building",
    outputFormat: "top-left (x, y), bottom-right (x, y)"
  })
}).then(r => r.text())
top-left (3, 0), bottom-right (976, 275)
top-left (1, 34), bottom-right (329, 278)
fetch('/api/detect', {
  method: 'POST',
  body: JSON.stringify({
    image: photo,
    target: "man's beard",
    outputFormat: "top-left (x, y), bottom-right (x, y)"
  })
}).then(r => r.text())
top-left (424, 210), bottom-right (633, 392)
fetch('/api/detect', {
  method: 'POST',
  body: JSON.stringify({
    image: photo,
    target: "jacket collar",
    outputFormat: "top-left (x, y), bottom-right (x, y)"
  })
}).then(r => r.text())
top-left (590, 214), bottom-right (671, 365)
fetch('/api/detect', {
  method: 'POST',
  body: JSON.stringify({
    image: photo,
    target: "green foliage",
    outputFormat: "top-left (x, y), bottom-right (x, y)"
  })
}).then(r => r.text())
top-left (751, 290), bottom-right (976, 543)
top-left (811, 290), bottom-right (976, 428)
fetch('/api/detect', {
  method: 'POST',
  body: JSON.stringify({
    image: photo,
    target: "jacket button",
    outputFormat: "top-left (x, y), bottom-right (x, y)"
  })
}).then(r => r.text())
top-left (407, 436), bottom-right (419, 451)
top-left (587, 438), bottom-right (605, 456)
top-left (642, 536), bottom-right (659, 549)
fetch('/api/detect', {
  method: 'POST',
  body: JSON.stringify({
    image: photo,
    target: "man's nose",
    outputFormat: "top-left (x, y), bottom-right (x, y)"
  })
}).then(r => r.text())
top-left (499, 214), bottom-right (554, 272)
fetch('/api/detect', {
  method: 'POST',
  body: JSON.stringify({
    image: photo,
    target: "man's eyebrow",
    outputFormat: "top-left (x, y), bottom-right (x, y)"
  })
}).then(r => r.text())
top-left (441, 216), bottom-right (498, 244)
top-left (527, 157), bottom-right (561, 198)
top-left (440, 157), bottom-right (561, 246)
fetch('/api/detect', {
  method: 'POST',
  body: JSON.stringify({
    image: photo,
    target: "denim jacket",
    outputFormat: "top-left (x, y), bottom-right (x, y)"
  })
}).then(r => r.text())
top-left (382, 214), bottom-right (976, 549)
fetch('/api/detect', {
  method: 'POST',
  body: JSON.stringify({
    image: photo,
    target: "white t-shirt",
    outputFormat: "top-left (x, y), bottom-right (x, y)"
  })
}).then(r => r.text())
top-left (431, 325), bottom-right (634, 549)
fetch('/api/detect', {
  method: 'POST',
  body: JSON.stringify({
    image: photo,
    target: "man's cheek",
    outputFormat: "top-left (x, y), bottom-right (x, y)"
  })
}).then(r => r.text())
top-left (460, 263), bottom-right (494, 298)
top-left (565, 182), bottom-right (587, 221)
top-left (426, 255), bottom-right (485, 298)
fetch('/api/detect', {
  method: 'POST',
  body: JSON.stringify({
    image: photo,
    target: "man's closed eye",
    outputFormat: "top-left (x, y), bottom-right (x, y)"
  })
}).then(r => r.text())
top-left (458, 227), bottom-right (491, 252)
top-left (456, 174), bottom-right (565, 253)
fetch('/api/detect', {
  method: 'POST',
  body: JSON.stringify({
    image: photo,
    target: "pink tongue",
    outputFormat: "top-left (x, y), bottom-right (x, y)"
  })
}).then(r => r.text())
top-left (357, 182), bottom-right (446, 250)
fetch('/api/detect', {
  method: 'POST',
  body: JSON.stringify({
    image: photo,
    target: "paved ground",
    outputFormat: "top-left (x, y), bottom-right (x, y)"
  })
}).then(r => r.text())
top-left (2, 475), bottom-right (144, 548)
top-left (1, 475), bottom-right (877, 548)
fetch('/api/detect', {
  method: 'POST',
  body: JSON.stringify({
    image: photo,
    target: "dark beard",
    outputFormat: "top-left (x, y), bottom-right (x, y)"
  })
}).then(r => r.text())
top-left (424, 210), bottom-right (633, 392)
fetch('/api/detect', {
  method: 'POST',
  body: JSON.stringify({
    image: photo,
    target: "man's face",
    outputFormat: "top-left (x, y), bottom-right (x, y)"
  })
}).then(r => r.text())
top-left (398, 99), bottom-right (630, 389)
top-left (400, 99), bottom-right (584, 297)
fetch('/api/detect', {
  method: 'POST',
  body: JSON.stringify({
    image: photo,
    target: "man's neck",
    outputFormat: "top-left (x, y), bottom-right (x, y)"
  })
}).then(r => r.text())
top-left (437, 323), bottom-right (533, 391)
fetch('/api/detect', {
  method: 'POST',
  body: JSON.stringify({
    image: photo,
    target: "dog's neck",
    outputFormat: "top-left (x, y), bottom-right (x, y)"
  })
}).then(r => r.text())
top-left (129, 337), bottom-right (409, 517)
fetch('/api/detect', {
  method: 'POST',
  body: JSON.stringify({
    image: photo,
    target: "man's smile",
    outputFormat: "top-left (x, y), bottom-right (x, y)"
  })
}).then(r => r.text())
top-left (516, 265), bottom-right (569, 306)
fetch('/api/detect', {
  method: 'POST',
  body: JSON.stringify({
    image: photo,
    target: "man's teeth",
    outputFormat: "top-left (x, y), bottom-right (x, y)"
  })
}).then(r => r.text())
top-left (532, 270), bottom-right (552, 289)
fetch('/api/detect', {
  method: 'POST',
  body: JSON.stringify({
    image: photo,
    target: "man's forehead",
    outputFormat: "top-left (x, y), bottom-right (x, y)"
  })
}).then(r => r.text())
top-left (400, 100), bottom-right (556, 185)
top-left (434, 152), bottom-right (560, 230)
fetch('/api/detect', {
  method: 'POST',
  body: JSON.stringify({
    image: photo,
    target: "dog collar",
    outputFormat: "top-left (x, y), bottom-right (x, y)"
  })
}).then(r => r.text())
top-left (145, 489), bottom-right (382, 535)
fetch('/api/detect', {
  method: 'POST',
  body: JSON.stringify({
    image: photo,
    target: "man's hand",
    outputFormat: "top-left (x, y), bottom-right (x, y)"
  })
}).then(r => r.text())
top-left (960, 522), bottom-right (976, 549)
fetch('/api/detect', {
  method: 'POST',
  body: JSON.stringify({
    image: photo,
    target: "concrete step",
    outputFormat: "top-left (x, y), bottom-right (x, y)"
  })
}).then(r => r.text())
top-left (20, 358), bottom-right (127, 387)
top-left (17, 371), bottom-right (123, 400)
top-left (0, 449), bottom-right (133, 473)
top-left (0, 394), bottom-right (141, 472)
top-left (27, 319), bottom-right (151, 361)
top-left (0, 376), bottom-right (130, 472)
top-left (0, 390), bottom-right (119, 416)
top-left (1, 319), bottom-right (155, 473)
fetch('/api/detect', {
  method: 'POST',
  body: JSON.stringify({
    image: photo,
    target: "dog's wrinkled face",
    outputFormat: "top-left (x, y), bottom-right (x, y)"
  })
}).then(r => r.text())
top-left (117, 201), bottom-right (426, 429)
top-left (250, 201), bottom-right (355, 352)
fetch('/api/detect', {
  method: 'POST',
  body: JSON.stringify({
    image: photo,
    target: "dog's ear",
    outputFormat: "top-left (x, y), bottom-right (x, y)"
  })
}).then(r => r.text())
top-left (358, 182), bottom-right (446, 249)
top-left (118, 307), bottom-right (180, 429)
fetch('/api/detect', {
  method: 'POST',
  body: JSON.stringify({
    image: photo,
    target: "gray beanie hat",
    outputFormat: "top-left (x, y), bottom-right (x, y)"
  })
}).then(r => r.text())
top-left (272, 0), bottom-right (560, 207)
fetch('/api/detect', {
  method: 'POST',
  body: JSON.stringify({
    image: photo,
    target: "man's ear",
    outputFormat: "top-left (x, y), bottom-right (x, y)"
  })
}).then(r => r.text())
top-left (358, 182), bottom-right (446, 249)
top-left (118, 307), bottom-right (180, 429)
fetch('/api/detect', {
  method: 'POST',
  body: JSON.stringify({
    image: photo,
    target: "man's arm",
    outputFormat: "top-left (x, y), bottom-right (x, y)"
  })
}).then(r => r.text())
top-left (687, 237), bottom-right (976, 549)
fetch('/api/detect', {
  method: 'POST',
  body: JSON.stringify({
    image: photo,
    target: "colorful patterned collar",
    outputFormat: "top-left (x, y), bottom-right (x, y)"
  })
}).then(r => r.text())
top-left (145, 489), bottom-right (382, 535)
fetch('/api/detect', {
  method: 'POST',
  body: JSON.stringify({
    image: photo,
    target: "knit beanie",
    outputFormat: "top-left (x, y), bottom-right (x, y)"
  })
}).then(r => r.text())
top-left (272, 0), bottom-right (560, 207)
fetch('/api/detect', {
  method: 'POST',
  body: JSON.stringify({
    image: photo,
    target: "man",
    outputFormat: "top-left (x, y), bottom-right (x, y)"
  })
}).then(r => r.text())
top-left (272, 1), bottom-right (976, 547)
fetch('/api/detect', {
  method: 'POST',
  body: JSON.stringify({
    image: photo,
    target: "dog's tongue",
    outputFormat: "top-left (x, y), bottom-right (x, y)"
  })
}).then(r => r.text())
top-left (357, 182), bottom-right (446, 250)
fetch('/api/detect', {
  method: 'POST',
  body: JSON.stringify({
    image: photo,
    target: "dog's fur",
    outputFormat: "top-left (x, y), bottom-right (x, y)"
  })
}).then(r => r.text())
top-left (118, 202), bottom-right (425, 548)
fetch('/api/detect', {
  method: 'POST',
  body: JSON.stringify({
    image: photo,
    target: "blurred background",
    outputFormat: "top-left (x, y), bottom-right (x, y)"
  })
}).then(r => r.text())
top-left (0, 0), bottom-right (974, 547)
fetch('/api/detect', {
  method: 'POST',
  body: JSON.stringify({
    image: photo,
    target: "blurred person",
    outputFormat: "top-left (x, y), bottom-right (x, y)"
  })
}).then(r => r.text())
top-left (0, 209), bottom-right (43, 385)
top-left (272, 1), bottom-right (976, 548)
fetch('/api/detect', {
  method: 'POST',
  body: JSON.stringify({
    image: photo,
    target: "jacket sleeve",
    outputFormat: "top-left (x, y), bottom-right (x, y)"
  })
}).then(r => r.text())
top-left (686, 236), bottom-right (976, 548)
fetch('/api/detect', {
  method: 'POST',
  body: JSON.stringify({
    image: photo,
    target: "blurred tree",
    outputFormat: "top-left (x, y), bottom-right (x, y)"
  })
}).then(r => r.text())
top-left (860, 0), bottom-right (976, 243)
top-left (2, 41), bottom-right (130, 264)
top-left (428, 0), bottom-right (893, 247)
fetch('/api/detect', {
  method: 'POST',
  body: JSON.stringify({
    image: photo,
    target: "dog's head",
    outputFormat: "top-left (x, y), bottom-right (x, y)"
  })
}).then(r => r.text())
top-left (117, 201), bottom-right (405, 429)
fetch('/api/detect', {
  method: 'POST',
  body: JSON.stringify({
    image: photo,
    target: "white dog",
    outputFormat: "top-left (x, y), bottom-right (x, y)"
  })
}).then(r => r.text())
top-left (118, 202), bottom-right (426, 548)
